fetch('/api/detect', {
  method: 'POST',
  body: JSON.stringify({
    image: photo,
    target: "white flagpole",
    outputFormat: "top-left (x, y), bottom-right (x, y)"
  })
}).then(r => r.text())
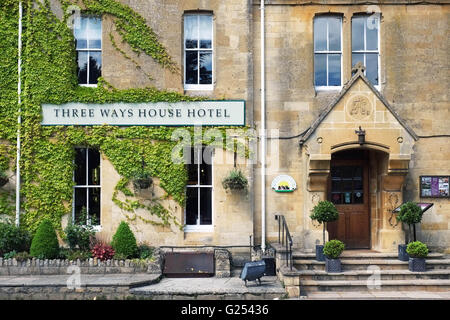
top-left (15, 1), bottom-right (23, 227)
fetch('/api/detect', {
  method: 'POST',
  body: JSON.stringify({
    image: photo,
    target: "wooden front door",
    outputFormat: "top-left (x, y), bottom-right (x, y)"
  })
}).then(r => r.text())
top-left (327, 152), bottom-right (370, 249)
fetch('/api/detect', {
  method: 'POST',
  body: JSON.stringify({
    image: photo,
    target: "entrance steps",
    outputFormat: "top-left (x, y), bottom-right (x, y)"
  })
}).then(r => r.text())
top-left (274, 245), bottom-right (450, 297)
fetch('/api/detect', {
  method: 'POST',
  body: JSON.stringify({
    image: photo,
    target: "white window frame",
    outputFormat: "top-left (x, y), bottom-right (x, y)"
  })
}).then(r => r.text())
top-left (184, 147), bottom-right (214, 232)
top-left (72, 147), bottom-right (102, 231)
top-left (75, 15), bottom-right (102, 87)
top-left (183, 13), bottom-right (214, 91)
top-left (314, 15), bottom-right (343, 91)
top-left (351, 15), bottom-right (381, 90)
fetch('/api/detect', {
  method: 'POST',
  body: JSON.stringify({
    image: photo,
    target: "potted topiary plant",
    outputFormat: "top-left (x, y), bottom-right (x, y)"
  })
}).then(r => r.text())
top-left (310, 200), bottom-right (339, 261)
top-left (323, 239), bottom-right (345, 273)
top-left (406, 241), bottom-right (428, 272)
top-left (222, 169), bottom-right (248, 191)
top-left (396, 202), bottom-right (423, 261)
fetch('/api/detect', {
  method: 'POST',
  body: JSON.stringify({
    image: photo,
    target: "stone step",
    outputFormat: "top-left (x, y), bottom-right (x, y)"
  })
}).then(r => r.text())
top-left (294, 269), bottom-right (450, 281)
top-left (294, 259), bottom-right (450, 271)
top-left (292, 251), bottom-right (446, 260)
top-left (301, 279), bottom-right (450, 293)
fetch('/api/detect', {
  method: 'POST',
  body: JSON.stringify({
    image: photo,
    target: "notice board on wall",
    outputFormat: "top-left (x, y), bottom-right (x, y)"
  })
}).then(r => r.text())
top-left (420, 176), bottom-right (450, 198)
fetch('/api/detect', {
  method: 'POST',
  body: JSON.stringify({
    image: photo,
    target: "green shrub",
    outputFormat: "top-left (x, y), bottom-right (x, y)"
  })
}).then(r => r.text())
top-left (111, 221), bottom-right (138, 259)
top-left (113, 253), bottom-right (128, 260)
top-left (0, 222), bottom-right (31, 256)
top-left (3, 250), bottom-right (16, 259)
top-left (30, 219), bottom-right (60, 259)
top-left (406, 241), bottom-right (429, 258)
top-left (310, 200), bottom-right (339, 245)
top-left (310, 200), bottom-right (339, 223)
top-left (66, 250), bottom-right (92, 261)
top-left (65, 209), bottom-right (96, 251)
top-left (396, 202), bottom-right (423, 225)
top-left (138, 244), bottom-right (153, 259)
top-left (14, 251), bottom-right (31, 262)
top-left (323, 239), bottom-right (345, 259)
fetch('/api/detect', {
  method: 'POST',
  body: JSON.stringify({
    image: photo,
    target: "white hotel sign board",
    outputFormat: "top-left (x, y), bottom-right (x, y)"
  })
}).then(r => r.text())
top-left (41, 100), bottom-right (245, 126)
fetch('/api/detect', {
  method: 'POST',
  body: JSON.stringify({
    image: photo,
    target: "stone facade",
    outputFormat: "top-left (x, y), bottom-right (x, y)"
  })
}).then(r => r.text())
top-left (1, 1), bottom-right (448, 255)
top-left (251, 1), bottom-right (449, 253)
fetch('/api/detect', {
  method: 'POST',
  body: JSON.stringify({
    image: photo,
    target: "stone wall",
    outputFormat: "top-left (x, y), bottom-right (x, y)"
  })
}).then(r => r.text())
top-left (0, 257), bottom-right (162, 276)
top-left (251, 2), bottom-right (449, 252)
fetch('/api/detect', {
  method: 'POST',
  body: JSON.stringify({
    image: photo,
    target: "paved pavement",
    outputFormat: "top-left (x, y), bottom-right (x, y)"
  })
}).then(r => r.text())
top-left (131, 276), bottom-right (286, 297)
top-left (1, 274), bottom-right (449, 300)
top-left (0, 273), bottom-right (161, 287)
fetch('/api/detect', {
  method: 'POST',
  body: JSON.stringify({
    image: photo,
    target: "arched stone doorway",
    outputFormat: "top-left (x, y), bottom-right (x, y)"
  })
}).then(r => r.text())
top-left (299, 67), bottom-right (418, 252)
top-left (327, 148), bottom-right (394, 250)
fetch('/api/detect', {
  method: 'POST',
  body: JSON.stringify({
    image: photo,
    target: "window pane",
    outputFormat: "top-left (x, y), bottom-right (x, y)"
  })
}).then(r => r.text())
top-left (354, 179), bottom-right (363, 190)
top-left (342, 166), bottom-right (353, 179)
top-left (87, 17), bottom-right (102, 49)
top-left (352, 17), bottom-right (364, 51)
top-left (200, 147), bottom-right (212, 185)
top-left (74, 16), bottom-right (87, 49)
top-left (328, 54), bottom-right (341, 86)
top-left (89, 188), bottom-right (101, 225)
top-left (187, 147), bottom-right (198, 185)
top-left (332, 179), bottom-right (342, 192)
top-left (88, 149), bottom-right (100, 185)
top-left (366, 16), bottom-right (379, 50)
top-left (75, 148), bottom-right (86, 185)
top-left (199, 51), bottom-right (212, 84)
top-left (199, 15), bottom-right (212, 49)
top-left (354, 191), bottom-right (364, 204)
top-left (314, 53), bottom-right (327, 86)
top-left (186, 188), bottom-right (198, 225)
top-left (342, 179), bottom-right (353, 191)
top-left (366, 53), bottom-right (379, 85)
top-left (328, 17), bottom-right (341, 51)
top-left (88, 51), bottom-right (102, 84)
top-left (200, 188), bottom-right (212, 225)
top-left (352, 53), bottom-right (364, 69)
top-left (314, 17), bottom-right (327, 51)
top-left (331, 193), bottom-right (342, 205)
top-left (77, 51), bottom-right (88, 85)
top-left (184, 15), bottom-right (198, 49)
top-left (185, 51), bottom-right (198, 84)
top-left (74, 188), bottom-right (87, 223)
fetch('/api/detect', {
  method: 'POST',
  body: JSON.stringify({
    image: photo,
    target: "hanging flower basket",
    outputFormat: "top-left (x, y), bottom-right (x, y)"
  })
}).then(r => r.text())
top-left (0, 172), bottom-right (8, 187)
top-left (132, 172), bottom-right (152, 190)
top-left (222, 169), bottom-right (248, 191)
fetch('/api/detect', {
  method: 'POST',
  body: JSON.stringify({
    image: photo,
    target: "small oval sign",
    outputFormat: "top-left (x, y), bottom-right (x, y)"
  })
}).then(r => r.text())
top-left (271, 175), bottom-right (297, 193)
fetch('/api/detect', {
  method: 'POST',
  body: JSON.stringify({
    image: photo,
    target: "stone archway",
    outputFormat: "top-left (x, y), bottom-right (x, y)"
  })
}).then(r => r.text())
top-left (299, 68), bottom-right (417, 252)
top-left (303, 145), bottom-right (409, 252)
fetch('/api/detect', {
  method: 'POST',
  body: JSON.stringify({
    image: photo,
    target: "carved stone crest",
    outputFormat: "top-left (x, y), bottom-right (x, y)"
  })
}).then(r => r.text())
top-left (348, 95), bottom-right (372, 120)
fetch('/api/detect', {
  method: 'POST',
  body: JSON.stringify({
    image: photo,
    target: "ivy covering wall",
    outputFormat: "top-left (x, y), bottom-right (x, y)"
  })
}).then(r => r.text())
top-left (0, 0), bottom-right (248, 234)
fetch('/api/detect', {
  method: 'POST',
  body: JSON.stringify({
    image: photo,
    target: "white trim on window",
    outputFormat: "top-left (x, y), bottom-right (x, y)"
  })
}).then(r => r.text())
top-left (72, 147), bottom-right (101, 229)
top-left (351, 14), bottom-right (381, 90)
top-left (314, 15), bottom-right (343, 91)
top-left (183, 13), bottom-right (214, 91)
top-left (184, 147), bottom-right (214, 233)
top-left (75, 16), bottom-right (102, 86)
